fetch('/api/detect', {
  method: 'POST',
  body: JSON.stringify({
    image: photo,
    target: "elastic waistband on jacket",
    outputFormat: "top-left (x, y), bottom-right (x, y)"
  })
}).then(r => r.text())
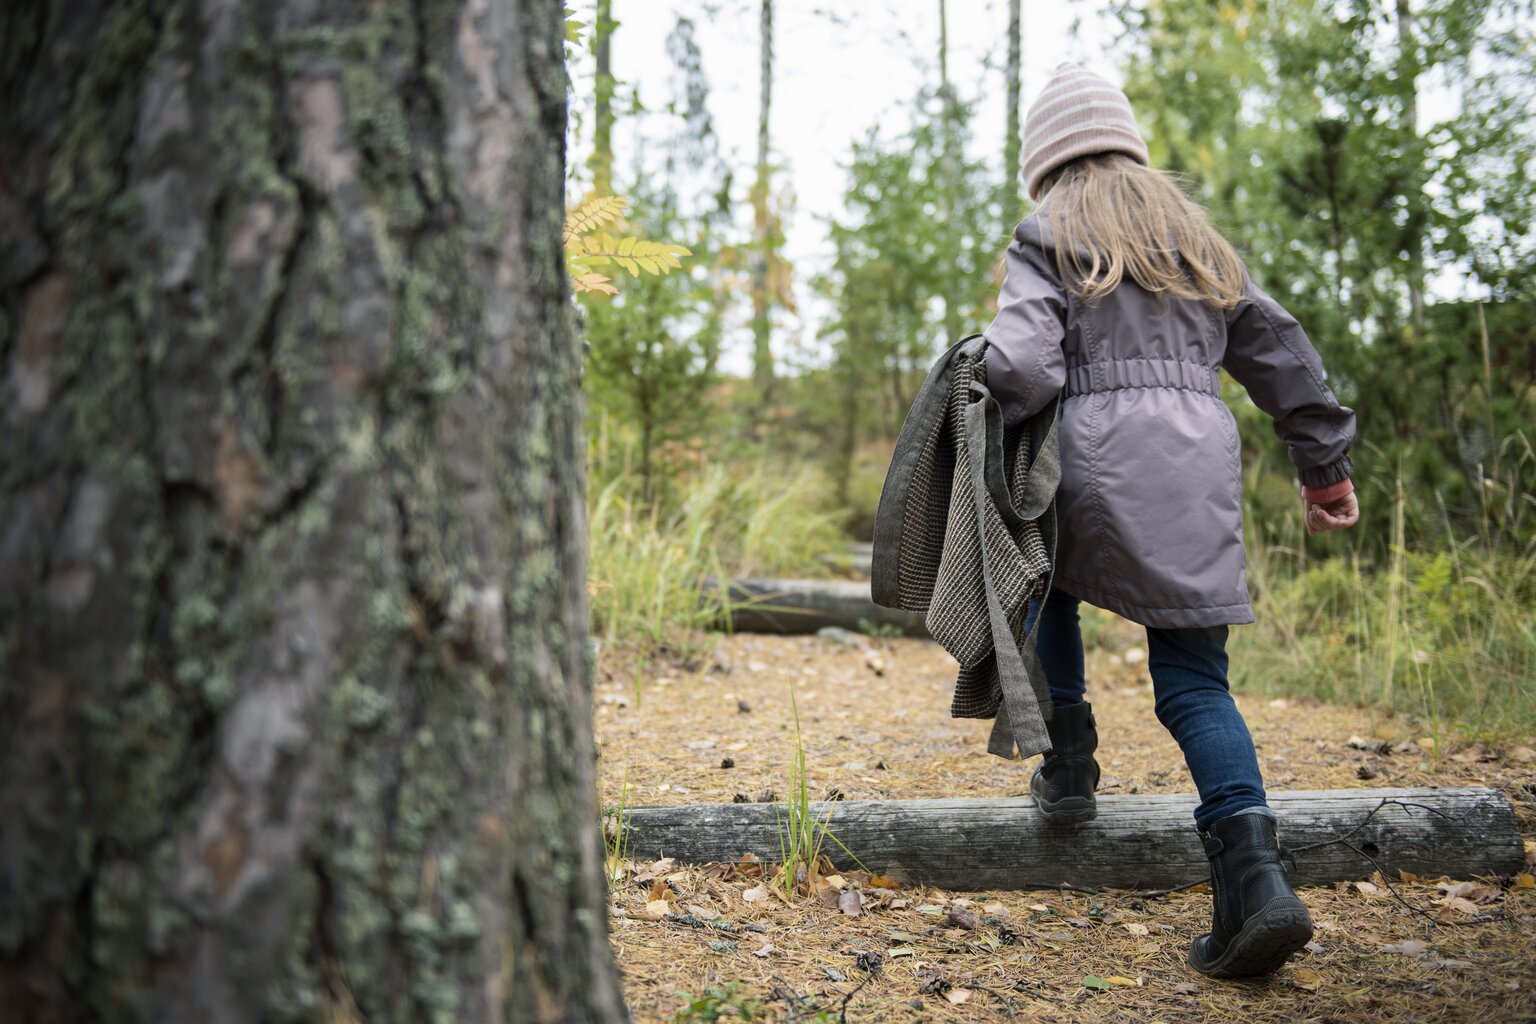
top-left (1062, 358), bottom-right (1221, 398)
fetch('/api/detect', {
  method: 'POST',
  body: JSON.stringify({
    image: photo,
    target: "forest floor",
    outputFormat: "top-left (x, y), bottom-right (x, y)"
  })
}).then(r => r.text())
top-left (593, 611), bottom-right (1536, 1024)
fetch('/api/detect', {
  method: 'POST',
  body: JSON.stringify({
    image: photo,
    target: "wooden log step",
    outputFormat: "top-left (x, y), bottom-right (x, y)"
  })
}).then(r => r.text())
top-left (622, 787), bottom-right (1522, 891)
top-left (703, 576), bottom-right (930, 638)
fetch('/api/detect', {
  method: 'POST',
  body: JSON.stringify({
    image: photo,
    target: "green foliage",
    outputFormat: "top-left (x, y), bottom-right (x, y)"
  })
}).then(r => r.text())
top-left (774, 688), bottom-right (832, 898)
top-left (670, 983), bottom-right (762, 1022)
top-left (1234, 514), bottom-right (1536, 739)
top-left (579, 16), bottom-right (732, 503)
top-left (810, 86), bottom-right (1008, 502)
top-left (1117, 0), bottom-right (1536, 552)
top-left (585, 424), bottom-right (846, 650)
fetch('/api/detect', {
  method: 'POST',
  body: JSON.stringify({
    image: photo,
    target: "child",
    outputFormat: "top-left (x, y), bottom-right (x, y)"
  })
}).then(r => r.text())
top-left (982, 63), bottom-right (1360, 978)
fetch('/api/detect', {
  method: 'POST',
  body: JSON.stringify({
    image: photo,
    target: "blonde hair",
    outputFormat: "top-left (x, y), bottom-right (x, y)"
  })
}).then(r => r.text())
top-left (1037, 153), bottom-right (1245, 310)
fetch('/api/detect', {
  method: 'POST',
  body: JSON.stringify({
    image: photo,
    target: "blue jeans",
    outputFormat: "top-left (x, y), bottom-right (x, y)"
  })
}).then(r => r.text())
top-left (1023, 587), bottom-right (1269, 830)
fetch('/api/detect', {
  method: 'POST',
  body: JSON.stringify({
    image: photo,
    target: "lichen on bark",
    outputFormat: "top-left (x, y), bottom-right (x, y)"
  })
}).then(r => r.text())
top-left (1, 1), bottom-right (627, 1021)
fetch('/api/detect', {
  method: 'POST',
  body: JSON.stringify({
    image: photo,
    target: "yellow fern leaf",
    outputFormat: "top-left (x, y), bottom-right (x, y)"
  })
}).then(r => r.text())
top-left (563, 195), bottom-right (629, 244)
top-left (572, 271), bottom-right (618, 296)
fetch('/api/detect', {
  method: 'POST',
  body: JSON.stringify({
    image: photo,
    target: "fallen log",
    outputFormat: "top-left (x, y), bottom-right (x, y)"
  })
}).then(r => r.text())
top-left (622, 787), bottom-right (1522, 890)
top-left (704, 576), bottom-right (930, 638)
top-left (816, 542), bottom-right (874, 577)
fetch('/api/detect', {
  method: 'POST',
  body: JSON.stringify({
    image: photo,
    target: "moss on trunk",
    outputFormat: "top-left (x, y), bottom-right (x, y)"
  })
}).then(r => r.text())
top-left (0, 1), bottom-right (627, 1021)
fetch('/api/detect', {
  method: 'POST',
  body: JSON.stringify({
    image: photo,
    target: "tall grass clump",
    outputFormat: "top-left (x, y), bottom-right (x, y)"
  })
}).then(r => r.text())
top-left (1233, 442), bottom-right (1536, 743)
top-left (586, 444), bottom-right (847, 652)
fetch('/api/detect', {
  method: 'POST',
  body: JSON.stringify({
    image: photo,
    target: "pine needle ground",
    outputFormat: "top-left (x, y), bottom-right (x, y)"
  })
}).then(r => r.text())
top-left (596, 616), bottom-right (1536, 1023)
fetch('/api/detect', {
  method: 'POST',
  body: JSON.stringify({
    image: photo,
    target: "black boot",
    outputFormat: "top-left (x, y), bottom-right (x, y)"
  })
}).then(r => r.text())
top-left (1029, 701), bottom-right (1100, 823)
top-left (1188, 808), bottom-right (1313, 978)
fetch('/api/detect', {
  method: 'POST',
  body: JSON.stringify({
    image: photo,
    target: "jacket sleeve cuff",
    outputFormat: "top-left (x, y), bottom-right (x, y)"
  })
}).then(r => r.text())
top-left (1298, 454), bottom-right (1353, 489)
top-left (1301, 477), bottom-right (1354, 503)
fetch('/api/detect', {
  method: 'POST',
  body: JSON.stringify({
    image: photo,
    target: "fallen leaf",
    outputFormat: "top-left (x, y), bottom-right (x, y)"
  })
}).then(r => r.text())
top-left (1515, 872), bottom-right (1534, 888)
top-left (1081, 975), bottom-right (1111, 991)
top-left (1123, 922), bottom-right (1150, 936)
top-left (1436, 881), bottom-right (1501, 903)
top-left (887, 947), bottom-right (916, 958)
top-left (887, 929), bottom-right (925, 943)
top-left (1378, 939), bottom-right (1427, 956)
top-left (1437, 895), bottom-right (1481, 917)
top-left (945, 907), bottom-right (979, 930)
top-left (1353, 881), bottom-right (1380, 895)
top-left (1428, 958), bottom-right (1473, 970)
top-left (647, 878), bottom-right (670, 901)
top-left (1173, 981), bottom-right (1199, 995)
top-left (645, 899), bottom-right (672, 917)
top-left (869, 873), bottom-right (901, 890)
top-left (983, 902), bottom-right (1008, 917)
top-left (821, 965), bottom-right (847, 982)
top-left (685, 903), bottom-right (721, 921)
top-left (1107, 976), bottom-right (1138, 987)
top-left (815, 884), bottom-right (841, 909)
top-left (824, 874), bottom-right (848, 890)
top-left (838, 889), bottom-right (864, 917)
top-left (944, 988), bottom-right (972, 1004)
top-left (742, 884), bottom-right (772, 903)
top-left (634, 858), bottom-right (675, 883)
top-left (1292, 967), bottom-right (1323, 991)
top-left (752, 942), bottom-right (775, 958)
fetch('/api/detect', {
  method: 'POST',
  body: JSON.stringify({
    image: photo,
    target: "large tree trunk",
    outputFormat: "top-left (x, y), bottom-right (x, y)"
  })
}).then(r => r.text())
top-left (0, 2), bottom-right (628, 1022)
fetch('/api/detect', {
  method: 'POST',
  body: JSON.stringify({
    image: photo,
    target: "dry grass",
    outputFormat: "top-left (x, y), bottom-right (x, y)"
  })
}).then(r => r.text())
top-left (595, 609), bottom-right (1536, 1023)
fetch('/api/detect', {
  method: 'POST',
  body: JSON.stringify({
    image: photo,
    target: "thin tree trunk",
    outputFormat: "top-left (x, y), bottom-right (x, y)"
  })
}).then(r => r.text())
top-left (1005, 0), bottom-right (1023, 216)
top-left (1396, 0), bottom-right (1425, 335)
top-left (938, 0), bottom-right (961, 349)
top-left (592, 0), bottom-right (616, 196)
top-left (0, 2), bottom-right (628, 1022)
top-left (751, 0), bottom-right (776, 419)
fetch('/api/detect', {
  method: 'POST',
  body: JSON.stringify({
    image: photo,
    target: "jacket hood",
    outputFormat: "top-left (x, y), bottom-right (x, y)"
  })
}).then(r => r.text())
top-left (1015, 211), bottom-right (1095, 263)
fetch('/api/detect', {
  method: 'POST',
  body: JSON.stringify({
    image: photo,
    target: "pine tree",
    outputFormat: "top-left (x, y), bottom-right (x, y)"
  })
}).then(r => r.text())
top-left (0, 3), bottom-right (629, 1020)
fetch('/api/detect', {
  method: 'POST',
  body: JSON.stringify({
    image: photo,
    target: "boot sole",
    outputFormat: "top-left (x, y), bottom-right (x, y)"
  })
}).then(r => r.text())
top-left (1188, 896), bottom-right (1313, 979)
top-left (1029, 778), bottom-right (1097, 823)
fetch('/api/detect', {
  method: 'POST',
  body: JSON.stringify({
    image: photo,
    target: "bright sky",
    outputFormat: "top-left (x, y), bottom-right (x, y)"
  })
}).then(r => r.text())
top-left (587, 0), bottom-right (1115, 374)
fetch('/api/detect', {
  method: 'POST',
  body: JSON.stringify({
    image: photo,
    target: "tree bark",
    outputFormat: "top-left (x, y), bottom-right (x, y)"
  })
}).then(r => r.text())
top-left (591, 0), bottom-right (616, 196)
top-left (1005, 0), bottom-right (1022, 216)
top-left (1396, 0), bottom-right (1426, 335)
top-left (750, 0), bottom-right (776, 417)
top-left (0, 2), bottom-right (628, 1022)
top-left (937, 0), bottom-right (961, 350)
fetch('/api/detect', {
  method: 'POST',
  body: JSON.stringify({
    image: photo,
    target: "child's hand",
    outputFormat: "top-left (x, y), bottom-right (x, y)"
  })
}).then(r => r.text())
top-left (1300, 479), bottom-right (1359, 537)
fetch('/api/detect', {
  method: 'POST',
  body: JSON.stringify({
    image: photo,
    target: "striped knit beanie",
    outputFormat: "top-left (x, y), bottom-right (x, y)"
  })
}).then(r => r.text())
top-left (1021, 63), bottom-right (1149, 201)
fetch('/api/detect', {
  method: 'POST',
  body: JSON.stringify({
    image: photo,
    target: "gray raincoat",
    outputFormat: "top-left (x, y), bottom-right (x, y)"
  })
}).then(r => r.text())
top-left (982, 214), bottom-right (1356, 629)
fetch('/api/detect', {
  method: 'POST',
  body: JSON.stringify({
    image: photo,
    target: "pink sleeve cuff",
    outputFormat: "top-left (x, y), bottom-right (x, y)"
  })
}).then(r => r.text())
top-left (1301, 478), bottom-right (1354, 503)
